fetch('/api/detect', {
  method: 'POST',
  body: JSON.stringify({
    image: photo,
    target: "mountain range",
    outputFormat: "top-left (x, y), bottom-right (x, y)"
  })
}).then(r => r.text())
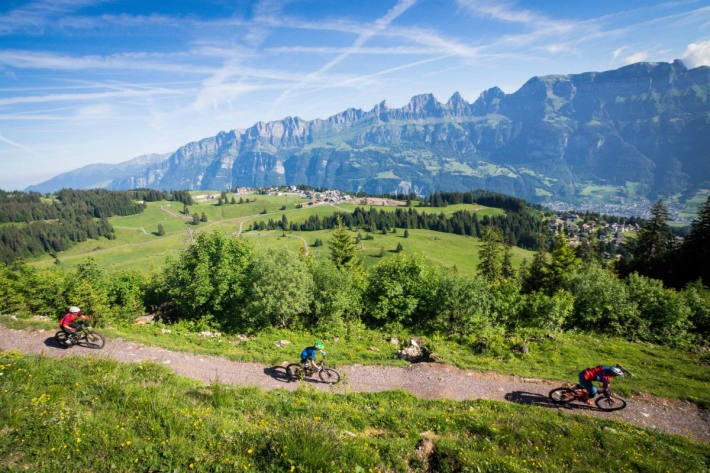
top-left (27, 60), bottom-right (710, 213)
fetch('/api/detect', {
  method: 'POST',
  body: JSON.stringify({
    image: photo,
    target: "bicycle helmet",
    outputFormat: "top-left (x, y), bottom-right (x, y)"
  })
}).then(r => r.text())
top-left (69, 306), bottom-right (80, 313)
top-left (314, 341), bottom-right (324, 350)
top-left (609, 365), bottom-right (624, 377)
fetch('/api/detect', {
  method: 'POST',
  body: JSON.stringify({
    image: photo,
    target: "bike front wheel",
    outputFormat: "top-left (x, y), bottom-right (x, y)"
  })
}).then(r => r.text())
top-left (595, 395), bottom-right (627, 412)
top-left (81, 331), bottom-right (105, 349)
top-left (319, 368), bottom-right (341, 385)
top-left (548, 387), bottom-right (577, 404)
top-left (286, 363), bottom-right (304, 382)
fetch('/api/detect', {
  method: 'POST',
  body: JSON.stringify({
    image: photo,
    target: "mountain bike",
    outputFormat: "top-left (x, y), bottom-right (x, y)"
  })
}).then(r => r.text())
top-left (548, 385), bottom-right (627, 411)
top-left (286, 360), bottom-right (341, 384)
top-left (55, 325), bottom-right (105, 349)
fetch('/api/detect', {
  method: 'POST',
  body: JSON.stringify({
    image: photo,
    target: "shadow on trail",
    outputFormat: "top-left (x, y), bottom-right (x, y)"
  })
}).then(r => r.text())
top-left (43, 336), bottom-right (67, 350)
top-left (504, 391), bottom-right (596, 412)
top-left (263, 365), bottom-right (291, 383)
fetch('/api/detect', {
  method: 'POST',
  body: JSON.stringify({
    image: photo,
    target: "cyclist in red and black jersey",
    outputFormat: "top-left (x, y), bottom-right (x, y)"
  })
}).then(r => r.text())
top-left (578, 365), bottom-right (624, 405)
top-left (60, 306), bottom-right (89, 334)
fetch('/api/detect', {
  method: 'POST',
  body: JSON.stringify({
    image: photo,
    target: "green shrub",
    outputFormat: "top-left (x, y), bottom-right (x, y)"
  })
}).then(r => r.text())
top-left (422, 271), bottom-right (493, 336)
top-left (516, 289), bottom-right (574, 331)
top-left (163, 231), bottom-right (253, 327)
top-left (626, 272), bottom-right (692, 346)
top-left (564, 262), bottom-right (643, 337)
top-left (365, 254), bottom-right (433, 327)
top-left (242, 248), bottom-right (313, 329)
top-left (308, 259), bottom-right (365, 333)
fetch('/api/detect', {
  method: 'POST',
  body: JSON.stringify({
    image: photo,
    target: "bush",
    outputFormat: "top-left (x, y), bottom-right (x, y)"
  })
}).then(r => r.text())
top-left (682, 280), bottom-right (710, 340)
top-left (626, 272), bottom-right (692, 345)
top-left (364, 254), bottom-right (433, 327)
top-left (516, 290), bottom-right (574, 331)
top-left (0, 265), bottom-right (23, 314)
top-left (163, 231), bottom-right (253, 327)
top-left (308, 260), bottom-right (365, 333)
top-left (421, 271), bottom-right (492, 335)
top-left (242, 248), bottom-right (313, 329)
top-left (564, 263), bottom-right (642, 337)
top-left (105, 271), bottom-right (148, 323)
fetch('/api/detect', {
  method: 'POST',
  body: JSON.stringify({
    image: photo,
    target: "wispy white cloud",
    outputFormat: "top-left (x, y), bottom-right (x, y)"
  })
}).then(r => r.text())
top-left (625, 51), bottom-right (649, 64)
top-left (0, 0), bottom-right (105, 35)
top-left (0, 87), bottom-right (184, 106)
top-left (0, 50), bottom-right (220, 74)
top-left (0, 132), bottom-right (38, 155)
top-left (272, 0), bottom-right (418, 107)
top-left (611, 46), bottom-right (629, 64)
top-left (682, 39), bottom-right (710, 67)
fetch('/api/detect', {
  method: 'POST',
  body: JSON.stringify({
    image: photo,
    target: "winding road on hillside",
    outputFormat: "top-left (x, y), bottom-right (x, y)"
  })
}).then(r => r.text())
top-left (1, 326), bottom-right (707, 443)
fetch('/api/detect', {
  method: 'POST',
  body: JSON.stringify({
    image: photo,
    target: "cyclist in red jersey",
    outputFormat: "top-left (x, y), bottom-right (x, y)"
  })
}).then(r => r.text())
top-left (60, 306), bottom-right (89, 335)
top-left (578, 365), bottom-right (624, 405)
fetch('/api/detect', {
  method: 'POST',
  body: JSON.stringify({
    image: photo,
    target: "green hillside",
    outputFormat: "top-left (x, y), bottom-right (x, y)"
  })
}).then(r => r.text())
top-left (28, 194), bottom-right (532, 274)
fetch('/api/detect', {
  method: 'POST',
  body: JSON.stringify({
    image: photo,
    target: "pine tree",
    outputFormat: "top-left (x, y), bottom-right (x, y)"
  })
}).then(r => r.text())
top-left (522, 235), bottom-right (548, 293)
top-left (200, 212), bottom-right (207, 222)
top-left (633, 200), bottom-right (673, 262)
top-left (183, 205), bottom-right (189, 215)
top-left (192, 214), bottom-right (200, 225)
top-left (378, 246), bottom-right (385, 257)
top-left (546, 233), bottom-right (580, 291)
top-left (231, 196), bottom-right (236, 204)
top-left (395, 242), bottom-right (403, 253)
top-left (157, 224), bottom-right (165, 236)
top-left (478, 227), bottom-right (503, 283)
top-left (501, 240), bottom-right (515, 278)
top-left (403, 229), bottom-right (409, 238)
top-left (239, 197), bottom-right (244, 204)
top-left (329, 216), bottom-right (358, 269)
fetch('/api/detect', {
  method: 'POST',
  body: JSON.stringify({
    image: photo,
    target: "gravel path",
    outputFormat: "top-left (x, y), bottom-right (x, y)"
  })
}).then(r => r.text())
top-left (1, 326), bottom-right (708, 443)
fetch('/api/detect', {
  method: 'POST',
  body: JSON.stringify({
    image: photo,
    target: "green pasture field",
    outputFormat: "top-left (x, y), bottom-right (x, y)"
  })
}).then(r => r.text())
top-left (336, 202), bottom-right (506, 218)
top-left (1, 351), bottom-right (707, 472)
top-left (28, 196), bottom-right (529, 274)
top-left (243, 229), bottom-right (533, 275)
top-left (4, 315), bottom-right (709, 406)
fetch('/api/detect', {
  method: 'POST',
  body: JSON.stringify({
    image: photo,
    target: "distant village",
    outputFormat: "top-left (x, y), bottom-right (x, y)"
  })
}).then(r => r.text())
top-left (195, 185), bottom-right (356, 206)
top-left (549, 212), bottom-right (641, 259)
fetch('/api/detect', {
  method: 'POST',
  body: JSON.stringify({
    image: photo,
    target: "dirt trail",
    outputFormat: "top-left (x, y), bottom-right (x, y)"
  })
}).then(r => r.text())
top-left (1, 326), bottom-right (707, 443)
top-left (159, 206), bottom-right (191, 220)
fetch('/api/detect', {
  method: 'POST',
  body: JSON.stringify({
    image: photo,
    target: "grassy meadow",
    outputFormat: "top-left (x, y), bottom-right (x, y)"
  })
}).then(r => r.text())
top-left (1, 351), bottom-right (708, 473)
top-left (28, 193), bottom-right (531, 275)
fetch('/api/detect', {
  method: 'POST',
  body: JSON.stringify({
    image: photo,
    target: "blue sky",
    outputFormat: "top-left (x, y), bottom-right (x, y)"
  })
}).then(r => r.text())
top-left (1, 0), bottom-right (709, 190)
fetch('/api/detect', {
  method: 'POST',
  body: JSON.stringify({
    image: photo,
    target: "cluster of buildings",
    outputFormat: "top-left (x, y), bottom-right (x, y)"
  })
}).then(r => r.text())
top-left (548, 212), bottom-right (641, 257)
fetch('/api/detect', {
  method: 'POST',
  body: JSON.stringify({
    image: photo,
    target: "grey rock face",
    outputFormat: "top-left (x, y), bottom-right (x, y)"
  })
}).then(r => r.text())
top-left (28, 61), bottom-right (710, 208)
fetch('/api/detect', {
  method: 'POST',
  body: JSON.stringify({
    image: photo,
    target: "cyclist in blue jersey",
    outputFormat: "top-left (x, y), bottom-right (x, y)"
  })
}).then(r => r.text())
top-left (301, 341), bottom-right (326, 372)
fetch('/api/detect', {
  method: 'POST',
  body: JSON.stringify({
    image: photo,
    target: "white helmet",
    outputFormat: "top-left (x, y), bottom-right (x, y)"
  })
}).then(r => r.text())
top-left (610, 365), bottom-right (624, 377)
top-left (69, 306), bottom-right (80, 313)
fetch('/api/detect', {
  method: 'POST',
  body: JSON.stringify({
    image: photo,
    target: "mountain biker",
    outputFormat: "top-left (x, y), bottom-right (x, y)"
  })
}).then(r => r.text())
top-left (301, 341), bottom-right (326, 372)
top-left (60, 306), bottom-right (89, 336)
top-left (578, 365), bottom-right (624, 405)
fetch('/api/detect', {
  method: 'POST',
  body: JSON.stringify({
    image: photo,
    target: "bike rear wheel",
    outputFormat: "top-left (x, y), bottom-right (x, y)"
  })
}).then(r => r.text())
top-left (55, 331), bottom-right (71, 348)
top-left (595, 395), bottom-right (627, 411)
top-left (286, 363), bottom-right (304, 382)
top-left (548, 387), bottom-right (577, 404)
top-left (80, 330), bottom-right (105, 349)
top-left (319, 368), bottom-right (341, 385)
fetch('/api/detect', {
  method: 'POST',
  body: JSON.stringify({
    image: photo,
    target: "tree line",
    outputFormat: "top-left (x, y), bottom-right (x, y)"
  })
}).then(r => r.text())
top-left (0, 189), bottom-right (153, 263)
top-left (249, 206), bottom-right (548, 250)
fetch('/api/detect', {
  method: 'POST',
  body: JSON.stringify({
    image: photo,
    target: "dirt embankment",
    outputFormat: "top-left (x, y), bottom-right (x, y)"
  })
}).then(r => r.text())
top-left (0, 326), bottom-right (707, 443)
